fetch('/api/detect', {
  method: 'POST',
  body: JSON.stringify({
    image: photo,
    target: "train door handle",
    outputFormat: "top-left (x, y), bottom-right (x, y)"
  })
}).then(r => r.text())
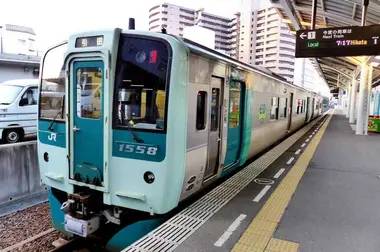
top-left (73, 126), bottom-right (80, 132)
top-left (217, 138), bottom-right (221, 142)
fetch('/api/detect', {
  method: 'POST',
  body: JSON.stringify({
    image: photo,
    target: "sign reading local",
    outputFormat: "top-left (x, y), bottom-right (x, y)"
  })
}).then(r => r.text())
top-left (295, 25), bottom-right (380, 58)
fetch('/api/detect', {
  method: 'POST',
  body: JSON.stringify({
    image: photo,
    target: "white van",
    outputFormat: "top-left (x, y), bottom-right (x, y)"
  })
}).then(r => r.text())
top-left (0, 79), bottom-right (39, 143)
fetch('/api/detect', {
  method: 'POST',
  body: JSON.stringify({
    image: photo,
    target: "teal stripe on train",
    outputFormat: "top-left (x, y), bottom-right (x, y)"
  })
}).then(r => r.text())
top-left (221, 88), bottom-right (253, 176)
top-left (112, 129), bottom-right (166, 162)
top-left (38, 121), bottom-right (66, 148)
top-left (238, 88), bottom-right (253, 165)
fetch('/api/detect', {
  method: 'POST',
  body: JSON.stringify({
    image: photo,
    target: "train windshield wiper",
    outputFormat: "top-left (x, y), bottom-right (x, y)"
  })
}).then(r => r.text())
top-left (48, 110), bottom-right (62, 131)
top-left (119, 109), bottom-right (143, 143)
top-left (48, 96), bottom-right (64, 131)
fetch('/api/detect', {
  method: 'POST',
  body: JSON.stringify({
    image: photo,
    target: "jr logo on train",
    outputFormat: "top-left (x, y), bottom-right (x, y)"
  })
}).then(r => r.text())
top-left (37, 28), bottom-right (323, 251)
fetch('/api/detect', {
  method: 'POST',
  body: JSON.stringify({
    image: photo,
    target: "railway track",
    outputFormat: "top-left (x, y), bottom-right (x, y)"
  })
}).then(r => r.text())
top-left (48, 237), bottom-right (107, 252)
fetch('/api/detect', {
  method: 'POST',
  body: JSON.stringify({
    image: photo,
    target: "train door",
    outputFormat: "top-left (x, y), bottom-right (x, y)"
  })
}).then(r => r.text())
top-left (311, 98), bottom-right (315, 118)
top-left (204, 77), bottom-right (223, 179)
top-left (306, 97), bottom-right (311, 122)
top-left (287, 92), bottom-right (294, 132)
top-left (71, 61), bottom-right (104, 185)
top-left (224, 81), bottom-right (243, 167)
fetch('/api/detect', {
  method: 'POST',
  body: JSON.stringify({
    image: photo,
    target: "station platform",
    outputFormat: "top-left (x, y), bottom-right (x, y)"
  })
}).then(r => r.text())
top-left (124, 110), bottom-right (380, 252)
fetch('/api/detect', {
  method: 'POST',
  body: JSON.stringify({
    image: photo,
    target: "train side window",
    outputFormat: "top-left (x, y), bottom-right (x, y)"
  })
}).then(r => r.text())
top-left (279, 97), bottom-right (287, 119)
top-left (211, 88), bottom-right (220, 131)
top-left (229, 87), bottom-right (241, 128)
top-left (302, 100), bottom-right (306, 113)
top-left (196, 91), bottom-right (207, 130)
top-left (270, 97), bottom-right (279, 120)
top-left (296, 99), bottom-right (302, 114)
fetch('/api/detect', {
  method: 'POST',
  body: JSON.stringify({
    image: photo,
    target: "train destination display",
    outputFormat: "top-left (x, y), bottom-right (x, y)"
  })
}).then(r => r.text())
top-left (296, 25), bottom-right (380, 58)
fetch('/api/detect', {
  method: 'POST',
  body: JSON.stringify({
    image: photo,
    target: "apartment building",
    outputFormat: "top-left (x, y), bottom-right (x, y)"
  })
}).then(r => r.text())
top-left (148, 3), bottom-right (240, 58)
top-left (239, 0), bottom-right (296, 83)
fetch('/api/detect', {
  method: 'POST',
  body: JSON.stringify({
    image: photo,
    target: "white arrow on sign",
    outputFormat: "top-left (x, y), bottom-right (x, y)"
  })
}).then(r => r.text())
top-left (300, 32), bottom-right (307, 39)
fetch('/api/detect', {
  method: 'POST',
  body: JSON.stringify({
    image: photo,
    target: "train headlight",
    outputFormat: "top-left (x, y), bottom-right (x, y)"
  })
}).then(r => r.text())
top-left (144, 171), bottom-right (155, 184)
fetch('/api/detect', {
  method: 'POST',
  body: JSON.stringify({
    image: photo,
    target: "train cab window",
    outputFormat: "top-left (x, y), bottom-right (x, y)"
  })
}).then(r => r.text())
top-left (39, 43), bottom-right (67, 121)
top-left (229, 85), bottom-right (241, 128)
top-left (279, 97), bottom-right (287, 119)
top-left (76, 68), bottom-right (102, 119)
top-left (211, 88), bottom-right (220, 131)
top-left (114, 36), bottom-right (169, 131)
top-left (196, 91), bottom-right (207, 130)
top-left (270, 97), bottom-right (279, 120)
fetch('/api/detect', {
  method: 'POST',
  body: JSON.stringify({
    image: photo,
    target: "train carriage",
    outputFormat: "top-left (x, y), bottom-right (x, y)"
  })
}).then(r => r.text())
top-left (37, 27), bottom-right (321, 251)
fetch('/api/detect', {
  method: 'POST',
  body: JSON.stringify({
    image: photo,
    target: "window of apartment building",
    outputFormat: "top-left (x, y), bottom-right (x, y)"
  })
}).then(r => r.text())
top-left (268, 13), bottom-right (278, 19)
top-left (281, 33), bottom-right (295, 39)
top-left (279, 54), bottom-right (295, 59)
top-left (279, 47), bottom-right (295, 53)
top-left (280, 40), bottom-right (295, 46)
top-left (266, 60), bottom-right (276, 64)
top-left (250, 56), bottom-right (252, 60)
top-left (266, 53), bottom-right (276, 57)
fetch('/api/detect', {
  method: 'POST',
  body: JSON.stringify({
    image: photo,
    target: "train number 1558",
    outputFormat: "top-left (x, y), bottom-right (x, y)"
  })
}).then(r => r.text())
top-left (118, 144), bottom-right (158, 156)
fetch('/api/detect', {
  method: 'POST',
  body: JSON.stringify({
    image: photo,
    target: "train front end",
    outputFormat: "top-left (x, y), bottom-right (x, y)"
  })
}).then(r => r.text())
top-left (37, 29), bottom-right (188, 250)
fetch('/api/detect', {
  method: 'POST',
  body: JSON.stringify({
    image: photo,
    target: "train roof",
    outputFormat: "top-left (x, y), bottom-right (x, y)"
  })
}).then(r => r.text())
top-left (46, 30), bottom-right (320, 97)
top-left (178, 37), bottom-right (313, 94)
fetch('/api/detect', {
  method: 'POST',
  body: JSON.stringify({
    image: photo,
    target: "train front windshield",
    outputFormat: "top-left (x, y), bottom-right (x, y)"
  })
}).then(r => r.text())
top-left (39, 43), bottom-right (67, 121)
top-left (115, 36), bottom-right (169, 131)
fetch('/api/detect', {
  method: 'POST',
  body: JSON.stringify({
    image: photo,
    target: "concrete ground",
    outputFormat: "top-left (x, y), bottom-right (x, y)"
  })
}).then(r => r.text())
top-left (274, 110), bottom-right (380, 252)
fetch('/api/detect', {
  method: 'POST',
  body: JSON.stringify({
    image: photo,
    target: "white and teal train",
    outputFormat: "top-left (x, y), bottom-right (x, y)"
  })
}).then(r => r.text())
top-left (37, 27), bottom-right (322, 251)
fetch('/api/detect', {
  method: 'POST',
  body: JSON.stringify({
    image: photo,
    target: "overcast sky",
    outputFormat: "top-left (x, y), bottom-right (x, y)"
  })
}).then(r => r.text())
top-left (0, 0), bottom-right (240, 51)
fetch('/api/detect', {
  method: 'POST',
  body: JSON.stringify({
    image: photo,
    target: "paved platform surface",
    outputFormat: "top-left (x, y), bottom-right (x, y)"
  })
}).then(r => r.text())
top-left (274, 110), bottom-right (380, 252)
top-left (170, 114), bottom-right (328, 252)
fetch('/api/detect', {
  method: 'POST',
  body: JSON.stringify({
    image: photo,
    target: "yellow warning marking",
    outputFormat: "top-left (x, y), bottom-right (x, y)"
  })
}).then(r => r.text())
top-left (232, 112), bottom-right (333, 252)
top-left (265, 238), bottom-right (299, 252)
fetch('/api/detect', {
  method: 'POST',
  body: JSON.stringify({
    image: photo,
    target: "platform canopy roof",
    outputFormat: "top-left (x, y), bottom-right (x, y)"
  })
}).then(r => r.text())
top-left (270, 0), bottom-right (380, 91)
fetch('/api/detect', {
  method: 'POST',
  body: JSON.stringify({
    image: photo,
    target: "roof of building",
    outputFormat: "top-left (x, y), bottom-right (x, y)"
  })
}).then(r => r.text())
top-left (270, 0), bottom-right (380, 90)
top-left (4, 24), bottom-right (36, 35)
top-left (0, 53), bottom-right (41, 65)
top-left (2, 79), bottom-right (39, 86)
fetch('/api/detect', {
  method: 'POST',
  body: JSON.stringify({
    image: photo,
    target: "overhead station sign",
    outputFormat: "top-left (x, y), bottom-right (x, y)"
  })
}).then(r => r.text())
top-left (295, 25), bottom-right (380, 58)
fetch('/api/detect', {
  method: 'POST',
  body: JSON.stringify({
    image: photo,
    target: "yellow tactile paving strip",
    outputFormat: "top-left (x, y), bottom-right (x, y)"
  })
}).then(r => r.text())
top-left (232, 112), bottom-right (334, 252)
